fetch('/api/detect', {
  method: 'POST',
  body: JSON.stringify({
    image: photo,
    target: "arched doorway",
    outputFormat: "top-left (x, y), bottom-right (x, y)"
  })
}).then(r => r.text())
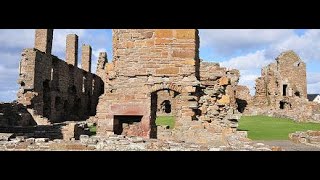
top-left (150, 87), bottom-right (181, 138)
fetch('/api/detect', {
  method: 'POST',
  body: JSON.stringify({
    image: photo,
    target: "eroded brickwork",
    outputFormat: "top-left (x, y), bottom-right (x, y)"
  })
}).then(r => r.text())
top-left (198, 62), bottom-right (240, 129)
top-left (95, 29), bottom-right (240, 144)
top-left (66, 34), bottom-right (78, 66)
top-left (13, 29), bottom-right (243, 146)
top-left (34, 29), bottom-right (53, 55)
top-left (17, 29), bottom-right (104, 125)
top-left (96, 29), bottom-right (200, 138)
top-left (234, 85), bottom-right (252, 113)
top-left (247, 51), bottom-right (320, 121)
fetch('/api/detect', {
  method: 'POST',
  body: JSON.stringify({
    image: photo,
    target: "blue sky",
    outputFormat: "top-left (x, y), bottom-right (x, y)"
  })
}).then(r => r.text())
top-left (0, 29), bottom-right (319, 102)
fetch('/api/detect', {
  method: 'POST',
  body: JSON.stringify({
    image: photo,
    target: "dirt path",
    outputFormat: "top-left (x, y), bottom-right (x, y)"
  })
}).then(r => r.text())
top-left (254, 140), bottom-right (320, 151)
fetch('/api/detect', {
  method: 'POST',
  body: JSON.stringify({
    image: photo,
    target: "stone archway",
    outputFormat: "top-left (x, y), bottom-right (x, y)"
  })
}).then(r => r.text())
top-left (149, 85), bottom-right (182, 139)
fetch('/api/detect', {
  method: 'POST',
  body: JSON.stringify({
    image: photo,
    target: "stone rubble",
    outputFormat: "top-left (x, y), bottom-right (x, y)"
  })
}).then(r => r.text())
top-left (289, 130), bottom-right (320, 148)
top-left (0, 134), bottom-right (276, 151)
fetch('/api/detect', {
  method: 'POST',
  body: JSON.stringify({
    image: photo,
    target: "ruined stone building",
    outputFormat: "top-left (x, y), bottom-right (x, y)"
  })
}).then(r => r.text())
top-left (241, 51), bottom-right (320, 121)
top-left (0, 29), bottom-right (245, 145)
top-left (3, 28), bottom-right (320, 149)
top-left (17, 29), bottom-right (104, 125)
top-left (95, 29), bottom-right (240, 144)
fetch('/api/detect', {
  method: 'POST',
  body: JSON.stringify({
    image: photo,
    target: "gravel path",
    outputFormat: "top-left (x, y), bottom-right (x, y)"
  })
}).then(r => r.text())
top-left (254, 140), bottom-right (320, 151)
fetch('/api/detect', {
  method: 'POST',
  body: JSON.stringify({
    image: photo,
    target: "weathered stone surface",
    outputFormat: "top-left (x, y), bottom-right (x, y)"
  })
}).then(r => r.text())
top-left (244, 50), bottom-right (320, 122)
top-left (289, 131), bottom-right (320, 148)
top-left (217, 95), bottom-right (231, 105)
top-left (80, 135), bottom-right (90, 144)
top-left (5, 29), bottom-right (252, 149)
top-left (0, 133), bottom-right (14, 141)
top-left (155, 67), bottom-right (179, 75)
top-left (35, 138), bottom-right (49, 143)
top-left (0, 135), bottom-right (276, 151)
top-left (219, 76), bottom-right (229, 86)
top-left (17, 30), bottom-right (104, 124)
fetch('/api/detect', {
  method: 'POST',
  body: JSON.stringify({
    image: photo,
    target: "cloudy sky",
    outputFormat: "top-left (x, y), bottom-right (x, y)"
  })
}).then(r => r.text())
top-left (0, 29), bottom-right (319, 102)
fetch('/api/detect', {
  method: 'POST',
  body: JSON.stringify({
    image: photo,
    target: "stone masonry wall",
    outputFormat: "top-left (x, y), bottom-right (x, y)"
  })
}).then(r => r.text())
top-left (234, 85), bottom-right (252, 113)
top-left (0, 102), bottom-right (36, 126)
top-left (198, 62), bottom-right (241, 131)
top-left (96, 29), bottom-right (200, 139)
top-left (248, 50), bottom-right (320, 121)
top-left (17, 29), bottom-right (104, 125)
top-left (95, 29), bottom-right (242, 145)
top-left (156, 90), bottom-right (179, 116)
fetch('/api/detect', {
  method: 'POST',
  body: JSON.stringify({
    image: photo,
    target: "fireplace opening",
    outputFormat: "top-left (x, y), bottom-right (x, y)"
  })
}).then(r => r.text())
top-left (113, 115), bottom-right (143, 135)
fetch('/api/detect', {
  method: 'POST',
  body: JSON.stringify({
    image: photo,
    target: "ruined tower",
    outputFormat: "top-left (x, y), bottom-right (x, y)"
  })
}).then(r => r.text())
top-left (66, 34), bottom-right (78, 66)
top-left (82, 45), bottom-right (92, 72)
top-left (34, 29), bottom-right (53, 55)
top-left (96, 29), bottom-right (201, 138)
top-left (248, 50), bottom-right (320, 121)
top-left (254, 50), bottom-right (307, 108)
top-left (95, 29), bottom-right (240, 143)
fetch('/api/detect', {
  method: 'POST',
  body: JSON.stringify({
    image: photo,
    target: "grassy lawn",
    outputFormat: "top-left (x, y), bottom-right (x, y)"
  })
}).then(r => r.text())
top-left (89, 125), bottom-right (96, 135)
top-left (238, 115), bottom-right (320, 140)
top-left (156, 116), bottom-right (175, 129)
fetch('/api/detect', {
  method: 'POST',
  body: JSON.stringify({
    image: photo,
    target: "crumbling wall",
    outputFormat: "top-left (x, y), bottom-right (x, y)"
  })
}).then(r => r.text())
top-left (0, 102), bottom-right (35, 126)
top-left (96, 29), bottom-right (239, 143)
top-left (17, 29), bottom-right (104, 125)
top-left (248, 50), bottom-right (320, 121)
top-left (198, 62), bottom-right (241, 131)
top-left (156, 90), bottom-right (179, 116)
top-left (95, 29), bottom-right (242, 145)
top-left (96, 29), bottom-right (200, 138)
top-left (234, 85), bottom-right (252, 113)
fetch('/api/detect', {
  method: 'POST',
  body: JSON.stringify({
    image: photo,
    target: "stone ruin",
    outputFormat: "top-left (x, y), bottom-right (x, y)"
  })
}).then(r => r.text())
top-left (94, 29), bottom-right (241, 144)
top-left (0, 29), bottom-right (105, 141)
top-left (17, 30), bottom-right (104, 125)
top-left (237, 50), bottom-right (320, 122)
top-left (2, 29), bottom-right (319, 151)
top-left (0, 29), bottom-right (245, 146)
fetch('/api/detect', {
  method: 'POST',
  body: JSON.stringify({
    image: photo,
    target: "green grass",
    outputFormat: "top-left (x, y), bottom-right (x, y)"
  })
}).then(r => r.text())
top-left (89, 125), bottom-right (96, 135)
top-left (156, 116), bottom-right (175, 129)
top-left (238, 115), bottom-right (320, 140)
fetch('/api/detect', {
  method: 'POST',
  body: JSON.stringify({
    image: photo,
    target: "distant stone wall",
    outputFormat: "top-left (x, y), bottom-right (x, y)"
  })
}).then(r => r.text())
top-left (17, 29), bottom-right (104, 124)
top-left (234, 85), bottom-right (252, 113)
top-left (246, 50), bottom-right (320, 122)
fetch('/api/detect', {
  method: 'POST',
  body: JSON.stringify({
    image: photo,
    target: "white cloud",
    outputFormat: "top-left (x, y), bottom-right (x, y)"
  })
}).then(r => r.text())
top-left (0, 29), bottom-right (34, 48)
top-left (200, 29), bottom-right (320, 95)
top-left (219, 50), bottom-right (273, 95)
top-left (0, 90), bottom-right (17, 102)
top-left (307, 72), bottom-right (320, 94)
top-left (52, 29), bottom-right (86, 59)
top-left (308, 72), bottom-right (320, 84)
top-left (308, 83), bottom-right (320, 94)
top-left (270, 30), bottom-right (320, 62)
top-left (0, 65), bottom-right (19, 102)
top-left (0, 51), bottom-right (21, 68)
top-left (0, 29), bottom-right (112, 102)
top-left (200, 29), bottom-right (295, 56)
top-left (220, 50), bottom-right (272, 70)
